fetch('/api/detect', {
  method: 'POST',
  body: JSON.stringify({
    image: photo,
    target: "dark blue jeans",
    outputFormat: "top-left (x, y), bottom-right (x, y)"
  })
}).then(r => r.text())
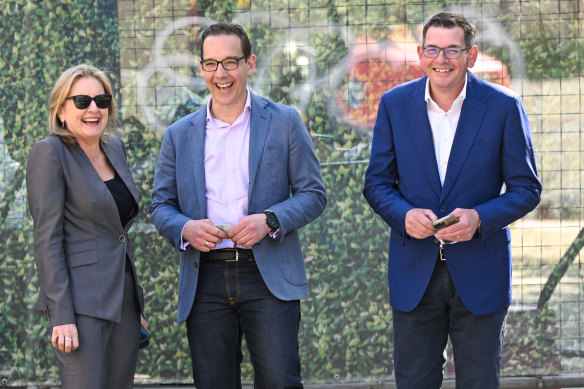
top-left (392, 258), bottom-right (507, 389)
top-left (186, 260), bottom-right (303, 389)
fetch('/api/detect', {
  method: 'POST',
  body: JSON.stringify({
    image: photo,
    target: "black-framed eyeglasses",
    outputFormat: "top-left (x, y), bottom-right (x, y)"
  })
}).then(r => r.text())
top-left (422, 46), bottom-right (470, 59)
top-left (200, 56), bottom-right (246, 72)
top-left (66, 94), bottom-right (112, 109)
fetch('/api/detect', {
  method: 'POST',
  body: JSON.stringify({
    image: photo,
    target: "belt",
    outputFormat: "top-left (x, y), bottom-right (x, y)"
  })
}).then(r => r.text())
top-left (200, 249), bottom-right (254, 263)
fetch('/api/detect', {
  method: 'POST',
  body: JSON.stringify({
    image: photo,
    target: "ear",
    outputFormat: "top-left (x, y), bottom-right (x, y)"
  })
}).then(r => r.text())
top-left (467, 45), bottom-right (479, 68)
top-left (246, 54), bottom-right (257, 76)
top-left (57, 108), bottom-right (65, 124)
top-left (417, 45), bottom-right (424, 61)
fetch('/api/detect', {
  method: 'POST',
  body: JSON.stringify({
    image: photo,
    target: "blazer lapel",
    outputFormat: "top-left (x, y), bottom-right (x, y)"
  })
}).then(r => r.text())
top-left (440, 72), bottom-right (487, 202)
top-left (187, 110), bottom-right (208, 217)
top-left (102, 141), bottom-right (139, 205)
top-left (248, 93), bottom-right (271, 202)
top-left (406, 78), bottom-right (442, 198)
top-left (101, 139), bottom-right (139, 229)
top-left (70, 142), bottom-right (124, 230)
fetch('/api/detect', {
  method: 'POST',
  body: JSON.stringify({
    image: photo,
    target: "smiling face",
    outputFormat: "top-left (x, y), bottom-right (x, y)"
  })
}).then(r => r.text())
top-left (417, 26), bottom-right (478, 101)
top-left (200, 33), bottom-right (256, 123)
top-left (58, 77), bottom-right (108, 148)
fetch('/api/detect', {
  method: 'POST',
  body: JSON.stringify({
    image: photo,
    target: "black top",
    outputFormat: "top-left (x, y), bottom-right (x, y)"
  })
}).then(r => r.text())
top-left (104, 172), bottom-right (137, 228)
top-left (105, 172), bottom-right (137, 271)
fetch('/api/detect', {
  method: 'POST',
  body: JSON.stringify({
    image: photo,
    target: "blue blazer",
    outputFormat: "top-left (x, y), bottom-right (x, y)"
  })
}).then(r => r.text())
top-left (149, 92), bottom-right (327, 324)
top-left (363, 71), bottom-right (541, 315)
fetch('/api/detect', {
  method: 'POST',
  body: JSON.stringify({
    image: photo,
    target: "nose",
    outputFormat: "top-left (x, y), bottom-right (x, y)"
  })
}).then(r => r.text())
top-left (215, 65), bottom-right (229, 77)
top-left (435, 49), bottom-right (449, 62)
top-left (87, 100), bottom-right (100, 111)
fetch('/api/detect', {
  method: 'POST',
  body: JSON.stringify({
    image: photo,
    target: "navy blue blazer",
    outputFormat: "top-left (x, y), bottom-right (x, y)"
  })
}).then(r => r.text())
top-left (149, 92), bottom-right (326, 324)
top-left (363, 71), bottom-right (541, 315)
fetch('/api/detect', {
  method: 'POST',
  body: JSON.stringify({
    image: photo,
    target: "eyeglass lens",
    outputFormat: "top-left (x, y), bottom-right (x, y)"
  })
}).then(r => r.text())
top-left (66, 94), bottom-right (112, 109)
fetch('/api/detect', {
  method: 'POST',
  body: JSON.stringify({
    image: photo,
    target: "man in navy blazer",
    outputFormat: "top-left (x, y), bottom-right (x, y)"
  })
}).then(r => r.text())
top-left (363, 13), bottom-right (541, 388)
top-left (149, 22), bottom-right (326, 389)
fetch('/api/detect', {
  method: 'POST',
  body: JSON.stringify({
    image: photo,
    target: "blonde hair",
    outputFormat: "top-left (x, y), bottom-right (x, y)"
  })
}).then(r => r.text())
top-left (48, 64), bottom-right (117, 144)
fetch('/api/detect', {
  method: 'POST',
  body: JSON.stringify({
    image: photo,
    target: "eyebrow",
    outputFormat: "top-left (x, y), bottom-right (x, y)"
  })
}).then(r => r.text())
top-left (201, 56), bottom-right (243, 61)
top-left (424, 44), bottom-right (464, 48)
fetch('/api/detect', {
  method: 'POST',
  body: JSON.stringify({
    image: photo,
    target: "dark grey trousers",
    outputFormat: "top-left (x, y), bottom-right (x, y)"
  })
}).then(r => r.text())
top-left (392, 258), bottom-right (507, 389)
top-left (54, 271), bottom-right (141, 389)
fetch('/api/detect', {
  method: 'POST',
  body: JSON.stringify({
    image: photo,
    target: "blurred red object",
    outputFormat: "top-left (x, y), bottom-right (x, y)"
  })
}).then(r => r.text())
top-left (338, 35), bottom-right (510, 128)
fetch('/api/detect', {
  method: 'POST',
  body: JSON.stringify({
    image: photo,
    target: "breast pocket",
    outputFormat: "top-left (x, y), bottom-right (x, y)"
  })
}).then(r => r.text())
top-left (65, 239), bottom-right (98, 268)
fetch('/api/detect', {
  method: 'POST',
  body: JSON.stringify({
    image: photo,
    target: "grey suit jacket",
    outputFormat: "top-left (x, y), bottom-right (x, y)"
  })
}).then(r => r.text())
top-left (27, 135), bottom-right (143, 326)
top-left (149, 92), bottom-right (327, 324)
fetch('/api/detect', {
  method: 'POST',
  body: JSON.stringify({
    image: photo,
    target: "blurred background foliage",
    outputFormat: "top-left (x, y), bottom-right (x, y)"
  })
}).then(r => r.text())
top-left (0, 0), bottom-right (583, 385)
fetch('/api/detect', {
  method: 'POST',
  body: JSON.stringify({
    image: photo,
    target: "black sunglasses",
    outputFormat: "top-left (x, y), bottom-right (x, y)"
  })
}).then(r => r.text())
top-left (65, 94), bottom-right (112, 109)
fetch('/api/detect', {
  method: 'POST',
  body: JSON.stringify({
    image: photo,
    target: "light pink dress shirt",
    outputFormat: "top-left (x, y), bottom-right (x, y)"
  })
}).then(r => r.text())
top-left (181, 90), bottom-right (251, 250)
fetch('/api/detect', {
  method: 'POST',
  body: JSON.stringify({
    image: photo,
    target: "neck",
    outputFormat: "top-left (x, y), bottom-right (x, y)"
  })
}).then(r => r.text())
top-left (429, 82), bottom-right (464, 112)
top-left (78, 139), bottom-right (101, 162)
top-left (210, 100), bottom-right (245, 125)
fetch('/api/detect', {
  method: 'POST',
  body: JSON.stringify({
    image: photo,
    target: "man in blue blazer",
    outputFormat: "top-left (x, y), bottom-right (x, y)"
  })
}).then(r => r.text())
top-left (149, 22), bottom-right (326, 389)
top-left (363, 13), bottom-right (541, 388)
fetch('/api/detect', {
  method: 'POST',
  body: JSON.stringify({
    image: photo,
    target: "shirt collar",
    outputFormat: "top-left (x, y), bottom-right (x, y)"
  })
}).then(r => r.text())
top-left (206, 88), bottom-right (252, 124)
top-left (424, 73), bottom-right (468, 112)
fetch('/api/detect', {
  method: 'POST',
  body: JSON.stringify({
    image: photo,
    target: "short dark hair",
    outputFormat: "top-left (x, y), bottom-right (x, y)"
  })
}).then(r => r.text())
top-left (200, 22), bottom-right (252, 59)
top-left (422, 12), bottom-right (477, 48)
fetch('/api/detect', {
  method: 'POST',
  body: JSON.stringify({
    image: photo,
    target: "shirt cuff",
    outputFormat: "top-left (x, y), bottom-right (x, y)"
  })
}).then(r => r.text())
top-left (180, 221), bottom-right (191, 250)
top-left (268, 227), bottom-right (281, 239)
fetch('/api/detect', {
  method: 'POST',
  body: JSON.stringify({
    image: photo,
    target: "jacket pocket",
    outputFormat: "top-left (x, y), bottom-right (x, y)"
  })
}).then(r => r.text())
top-left (65, 239), bottom-right (98, 268)
top-left (484, 227), bottom-right (511, 249)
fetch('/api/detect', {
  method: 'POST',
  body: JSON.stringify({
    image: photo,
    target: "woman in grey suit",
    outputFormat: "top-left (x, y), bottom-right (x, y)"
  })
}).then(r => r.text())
top-left (26, 64), bottom-right (146, 389)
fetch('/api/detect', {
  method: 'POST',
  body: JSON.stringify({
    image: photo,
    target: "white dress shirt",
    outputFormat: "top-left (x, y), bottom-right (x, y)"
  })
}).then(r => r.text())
top-left (425, 74), bottom-right (468, 185)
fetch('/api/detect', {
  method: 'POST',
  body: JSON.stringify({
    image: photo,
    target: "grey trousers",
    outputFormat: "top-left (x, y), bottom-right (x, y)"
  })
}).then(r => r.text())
top-left (54, 271), bottom-right (141, 389)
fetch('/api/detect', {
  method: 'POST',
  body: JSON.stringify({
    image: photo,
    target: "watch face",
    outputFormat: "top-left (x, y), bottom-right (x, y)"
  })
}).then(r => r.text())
top-left (265, 211), bottom-right (279, 230)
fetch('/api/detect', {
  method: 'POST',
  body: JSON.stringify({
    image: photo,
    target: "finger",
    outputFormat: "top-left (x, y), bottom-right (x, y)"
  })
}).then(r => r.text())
top-left (238, 234), bottom-right (251, 247)
top-left (244, 236), bottom-right (259, 248)
top-left (58, 335), bottom-right (66, 352)
top-left (231, 230), bottom-right (248, 246)
top-left (199, 239), bottom-right (212, 252)
top-left (227, 223), bottom-right (244, 238)
top-left (64, 336), bottom-right (73, 353)
top-left (72, 335), bottom-right (79, 351)
top-left (205, 231), bottom-right (224, 244)
top-left (245, 233), bottom-right (259, 248)
top-left (204, 239), bottom-right (216, 249)
top-left (211, 227), bottom-right (227, 240)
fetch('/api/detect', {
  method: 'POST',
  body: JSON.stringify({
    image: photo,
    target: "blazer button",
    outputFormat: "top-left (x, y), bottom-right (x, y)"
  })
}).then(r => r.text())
top-left (434, 239), bottom-right (440, 245)
top-left (119, 235), bottom-right (127, 243)
top-left (194, 262), bottom-right (199, 268)
top-left (440, 206), bottom-right (446, 212)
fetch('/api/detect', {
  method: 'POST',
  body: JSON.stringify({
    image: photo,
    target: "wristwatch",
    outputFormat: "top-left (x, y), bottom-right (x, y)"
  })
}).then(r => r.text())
top-left (263, 211), bottom-right (280, 232)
